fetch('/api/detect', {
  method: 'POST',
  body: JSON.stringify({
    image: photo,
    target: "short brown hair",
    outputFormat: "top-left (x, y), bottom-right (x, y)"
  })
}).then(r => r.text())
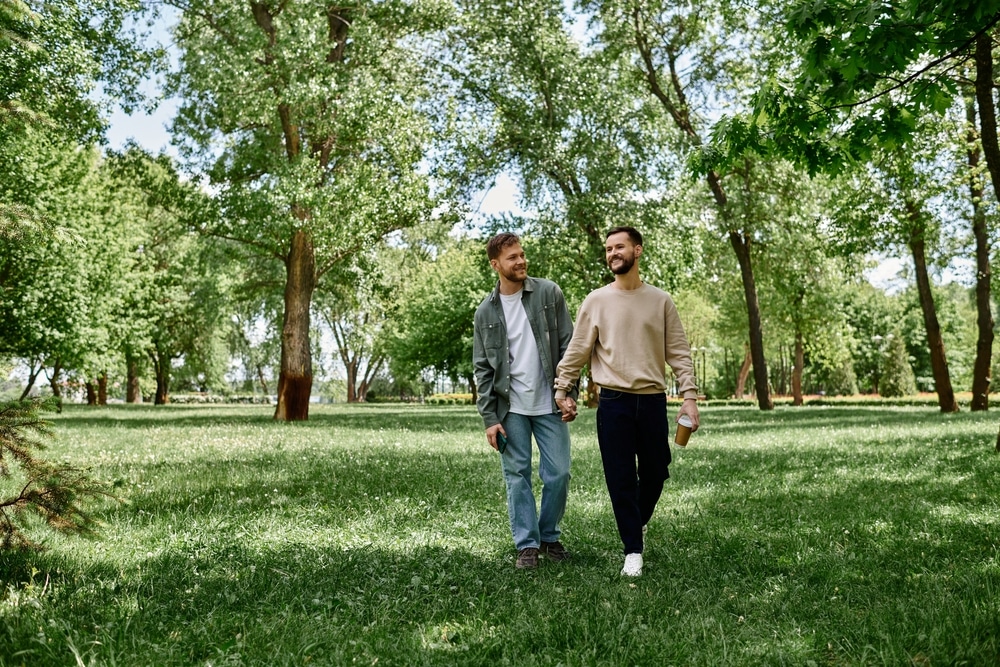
top-left (486, 232), bottom-right (521, 260)
top-left (606, 226), bottom-right (643, 246)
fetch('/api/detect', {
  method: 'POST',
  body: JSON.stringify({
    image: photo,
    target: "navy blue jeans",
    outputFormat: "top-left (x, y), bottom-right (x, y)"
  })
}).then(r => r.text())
top-left (596, 389), bottom-right (671, 555)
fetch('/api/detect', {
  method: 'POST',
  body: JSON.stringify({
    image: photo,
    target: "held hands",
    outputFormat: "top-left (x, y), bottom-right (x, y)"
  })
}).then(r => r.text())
top-left (486, 424), bottom-right (506, 451)
top-left (556, 396), bottom-right (577, 422)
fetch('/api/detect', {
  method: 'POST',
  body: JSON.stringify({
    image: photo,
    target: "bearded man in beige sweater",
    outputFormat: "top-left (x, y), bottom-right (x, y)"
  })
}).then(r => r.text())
top-left (555, 226), bottom-right (700, 577)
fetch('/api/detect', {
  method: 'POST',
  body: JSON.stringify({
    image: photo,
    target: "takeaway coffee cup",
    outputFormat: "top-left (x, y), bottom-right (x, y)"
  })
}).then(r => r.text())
top-left (674, 414), bottom-right (693, 447)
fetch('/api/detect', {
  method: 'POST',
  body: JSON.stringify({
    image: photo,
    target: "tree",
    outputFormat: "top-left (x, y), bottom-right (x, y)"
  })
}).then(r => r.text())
top-left (1, 0), bottom-right (161, 231)
top-left (0, 139), bottom-right (104, 400)
top-left (444, 0), bottom-right (676, 309)
top-left (706, 1), bottom-right (1000, 414)
top-left (752, 172), bottom-right (857, 404)
top-left (961, 93), bottom-right (995, 411)
top-left (833, 136), bottom-right (961, 412)
top-left (387, 238), bottom-right (493, 396)
top-left (168, 0), bottom-right (447, 420)
top-left (317, 254), bottom-right (397, 403)
top-left (880, 332), bottom-right (917, 398)
top-left (587, 0), bottom-right (778, 409)
top-left (1, 0), bottom-right (162, 402)
top-left (104, 147), bottom-right (232, 405)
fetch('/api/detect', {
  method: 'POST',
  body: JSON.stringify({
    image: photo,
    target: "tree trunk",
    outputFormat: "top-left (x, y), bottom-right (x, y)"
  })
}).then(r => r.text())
top-left (154, 366), bottom-right (169, 405)
top-left (47, 358), bottom-right (62, 398)
top-left (97, 372), bottom-right (107, 406)
top-left (905, 208), bottom-right (958, 413)
top-left (46, 359), bottom-right (63, 412)
top-left (736, 343), bottom-right (752, 399)
top-left (727, 223), bottom-right (773, 410)
top-left (274, 229), bottom-right (316, 421)
top-left (966, 97), bottom-right (994, 411)
top-left (345, 358), bottom-right (359, 403)
top-left (468, 374), bottom-right (478, 403)
top-left (19, 358), bottom-right (41, 400)
top-left (150, 347), bottom-right (170, 405)
top-left (85, 382), bottom-right (97, 406)
top-left (126, 356), bottom-right (142, 403)
top-left (972, 32), bottom-right (998, 436)
top-left (975, 34), bottom-right (1000, 204)
top-left (792, 331), bottom-right (804, 406)
top-left (256, 364), bottom-right (269, 396)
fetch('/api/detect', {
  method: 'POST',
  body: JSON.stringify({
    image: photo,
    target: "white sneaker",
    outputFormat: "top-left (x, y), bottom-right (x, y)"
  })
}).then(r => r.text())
top-left (621, 552), bottom-right (643, 577)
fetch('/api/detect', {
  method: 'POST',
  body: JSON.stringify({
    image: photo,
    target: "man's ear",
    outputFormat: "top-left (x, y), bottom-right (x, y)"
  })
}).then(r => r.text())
top-left (489, 258), bottom-right (499, 272)
top-left (634, 244), bottom-right (643, 258)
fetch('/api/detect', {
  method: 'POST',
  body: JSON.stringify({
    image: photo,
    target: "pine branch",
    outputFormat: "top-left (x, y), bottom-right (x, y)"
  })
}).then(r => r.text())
top-left (0, 398), bottom-right (113, 550)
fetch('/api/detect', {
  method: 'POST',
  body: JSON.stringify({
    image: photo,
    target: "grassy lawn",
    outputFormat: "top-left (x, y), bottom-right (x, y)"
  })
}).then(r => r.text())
top-left (1, 402), bottom-right (998, 666)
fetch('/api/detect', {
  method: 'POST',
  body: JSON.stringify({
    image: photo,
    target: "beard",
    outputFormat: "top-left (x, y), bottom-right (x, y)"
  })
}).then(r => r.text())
top-left (500, 264), bottom-right (528, 283)
top-left (608, 252), bottom-right (635, 275)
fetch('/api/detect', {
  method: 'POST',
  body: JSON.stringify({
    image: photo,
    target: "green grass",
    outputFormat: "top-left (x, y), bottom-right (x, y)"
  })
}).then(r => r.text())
top-left (1, 403), bottom-right (998, 666)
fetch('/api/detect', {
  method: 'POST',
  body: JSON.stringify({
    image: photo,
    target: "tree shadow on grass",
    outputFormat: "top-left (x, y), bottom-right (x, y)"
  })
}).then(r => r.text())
top-left (1, 534), bottom-right (649, 666)
top-left (699, 404), bottom-right (993, 435)
top-left (52, 403), bottom-right (484, 434)
top-left (97, 434), bottom-right (503, 524)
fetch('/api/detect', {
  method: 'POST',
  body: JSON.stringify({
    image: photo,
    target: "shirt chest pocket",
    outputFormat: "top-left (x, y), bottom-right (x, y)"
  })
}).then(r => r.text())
top-left (483, 322), bottom-right (505, 353)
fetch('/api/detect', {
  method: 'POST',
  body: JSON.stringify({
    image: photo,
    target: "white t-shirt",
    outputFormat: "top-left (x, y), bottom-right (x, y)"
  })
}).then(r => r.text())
top-left (500, 290), bottom-right (552, 416)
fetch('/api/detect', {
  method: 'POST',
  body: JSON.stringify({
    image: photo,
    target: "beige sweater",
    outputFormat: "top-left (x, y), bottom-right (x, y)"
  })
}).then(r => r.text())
top-left (554, 283), bottom-right (698, 399)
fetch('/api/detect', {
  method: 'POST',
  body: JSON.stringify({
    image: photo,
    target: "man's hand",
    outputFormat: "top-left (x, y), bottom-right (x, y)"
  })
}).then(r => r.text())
top-left (556, 396), bottom-right (577, 422)
top-left (486, 424), bottom-right (506, 450)
top-left (678, 397), bottom-right (700, 431)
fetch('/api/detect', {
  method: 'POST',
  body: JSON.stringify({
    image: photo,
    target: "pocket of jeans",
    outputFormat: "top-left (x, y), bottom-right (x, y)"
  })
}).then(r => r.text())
top-left (599, 388), bottom-right (623, 401)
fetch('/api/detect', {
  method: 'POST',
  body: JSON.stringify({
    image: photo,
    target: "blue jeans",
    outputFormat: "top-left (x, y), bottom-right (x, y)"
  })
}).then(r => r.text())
top-left (596, 389), bottom-right (671, 555)
top-left (500, 412), bottom-right (571, 550)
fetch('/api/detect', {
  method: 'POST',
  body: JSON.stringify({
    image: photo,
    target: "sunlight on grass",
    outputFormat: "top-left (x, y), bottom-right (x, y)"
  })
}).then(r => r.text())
top-left (0, 403), bottom-right (997, 665)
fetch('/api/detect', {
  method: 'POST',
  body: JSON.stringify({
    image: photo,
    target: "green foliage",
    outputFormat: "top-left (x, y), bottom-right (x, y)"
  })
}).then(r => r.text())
top-left (104, 146), bottom-right (233, 402)
top-left (0, 0), bottom-right (161, 234)
top-left (0, 0), bottom-right (162, 144)
top-left (707, 0), bottom-right (1000, 172)
top-left (444, 0), bottom-right (684, 305)
top-left (880, 333), bottom-right (918, 398)
top-left (0, 398), bottom-right (106, 550)
top-left (0, 140), bottom-right (103, 375)
top-left (841, 281), bottom-right (904, 394)
top-left (386, 238), bottom-right (493, 388)
top-left (817, 360), bottom-right (859, 397)
top-left (169, 0), bottom-right (443, 266)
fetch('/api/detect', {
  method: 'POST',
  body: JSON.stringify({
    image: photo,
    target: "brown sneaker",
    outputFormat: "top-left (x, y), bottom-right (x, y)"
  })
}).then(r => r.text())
top-left (540, 541), bottom-right (570, 562)
top-left (515, 547), bottom-right (539, 569)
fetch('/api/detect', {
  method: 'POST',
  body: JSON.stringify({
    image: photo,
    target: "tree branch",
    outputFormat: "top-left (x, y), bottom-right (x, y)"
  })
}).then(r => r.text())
top-left (818, 13), bottom-right (1000, 114)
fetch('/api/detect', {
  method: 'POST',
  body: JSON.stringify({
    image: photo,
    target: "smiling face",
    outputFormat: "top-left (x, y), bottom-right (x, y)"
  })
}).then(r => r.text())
top-left (605, 231), bottom-right (641, 275)
top-left (491, 241), bottom-right (528, 284)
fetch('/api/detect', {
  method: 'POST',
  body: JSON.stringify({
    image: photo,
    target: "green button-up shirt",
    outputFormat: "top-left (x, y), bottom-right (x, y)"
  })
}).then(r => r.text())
top-left (473, 276), bottom-right (576, 428)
